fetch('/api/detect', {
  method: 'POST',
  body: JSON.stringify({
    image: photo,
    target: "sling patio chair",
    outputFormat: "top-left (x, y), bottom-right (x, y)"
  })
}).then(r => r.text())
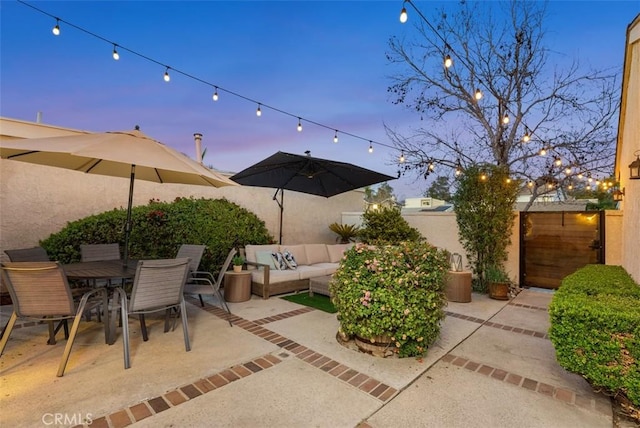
top-left (4, 246), bottom-right (50, 262)
top-left (80, 243), bottom-right (121, 262)
top-left (0, 261), bottom-right (109, 377)
top-left (114, 258), bottom-right (191, 369)
top-left (182, 247), bottom-right (235, 326)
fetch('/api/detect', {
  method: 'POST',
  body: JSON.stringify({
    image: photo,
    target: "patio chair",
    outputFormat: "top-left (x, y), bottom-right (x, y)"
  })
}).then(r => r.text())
top-left (0, 261), bottom-right (109, 377)
top-left (182, 247), bottom-right (235, 326)
top-left (4, 246), bottom-right (50, 262)
top-left (115, 258), bottom-right (191, 369)
top-left (80, 243), bottom-right (121, 262)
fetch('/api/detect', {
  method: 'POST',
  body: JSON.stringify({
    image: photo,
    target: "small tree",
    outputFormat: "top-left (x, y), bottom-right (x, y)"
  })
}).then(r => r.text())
top-left (358, 206), bottom-right (421, 244)
top-left (452, 165), bottom-right (519, 291)
top-left (425, 176), bottom-right (452, 201)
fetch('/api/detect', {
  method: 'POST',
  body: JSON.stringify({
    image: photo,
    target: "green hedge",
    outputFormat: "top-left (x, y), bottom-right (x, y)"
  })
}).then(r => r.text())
top-left (40, 197), bottom-right (273, 273)
top-left (549, 265), bottom-right (640, 406)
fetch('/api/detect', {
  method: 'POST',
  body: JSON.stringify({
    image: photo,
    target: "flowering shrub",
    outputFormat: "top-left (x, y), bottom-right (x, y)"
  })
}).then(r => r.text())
top-left (330, 241), bottom-right (450, 357)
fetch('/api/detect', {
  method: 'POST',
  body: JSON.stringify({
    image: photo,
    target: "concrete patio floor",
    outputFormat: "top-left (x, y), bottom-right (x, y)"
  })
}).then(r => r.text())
top-left (0, 289), bottom-right (624, 427)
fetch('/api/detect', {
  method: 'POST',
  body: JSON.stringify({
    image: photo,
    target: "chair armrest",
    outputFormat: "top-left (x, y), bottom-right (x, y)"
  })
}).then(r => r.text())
top-left (191, 270), bottom-right (216, 282)
top-left (244, 261), bottom-right (269, 286)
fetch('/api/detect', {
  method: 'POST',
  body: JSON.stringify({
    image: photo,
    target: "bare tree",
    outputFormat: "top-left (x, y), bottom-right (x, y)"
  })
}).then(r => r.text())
top-left (387, 0), bottom-right (618, 210)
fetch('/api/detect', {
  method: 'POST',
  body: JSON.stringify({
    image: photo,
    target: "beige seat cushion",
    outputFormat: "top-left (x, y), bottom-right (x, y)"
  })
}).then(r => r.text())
top-left (296, 265), bottom-right (331, 280)
top-left (251, 269), bottom-right (300, 285)
top-left (326, 243), bottom-right (353, 263)
top-left (305, 244), bottom-right (330, 265)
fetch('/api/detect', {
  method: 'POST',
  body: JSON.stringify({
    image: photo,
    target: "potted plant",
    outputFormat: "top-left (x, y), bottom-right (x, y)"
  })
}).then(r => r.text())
top-left (328, 223), bottom-right (361, 244)
top-left (485, 264), bottom-right (511, 300)
top-left (330, 241), bottom-right (450, 358)
top-left (232, 255), bottom-right (245, 272)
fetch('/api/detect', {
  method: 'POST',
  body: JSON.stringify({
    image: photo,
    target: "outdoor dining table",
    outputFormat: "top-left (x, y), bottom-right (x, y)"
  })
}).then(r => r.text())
top-left (63, 260), bottom-right (138, 345)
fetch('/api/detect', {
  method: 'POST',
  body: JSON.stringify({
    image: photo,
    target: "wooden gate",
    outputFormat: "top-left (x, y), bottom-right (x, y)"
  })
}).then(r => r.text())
top-left (519, 211), bottom-right (604, 289)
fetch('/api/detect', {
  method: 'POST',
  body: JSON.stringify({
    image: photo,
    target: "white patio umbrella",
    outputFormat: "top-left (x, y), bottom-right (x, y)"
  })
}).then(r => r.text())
top-left (0, 127), bottom-right (237, 264)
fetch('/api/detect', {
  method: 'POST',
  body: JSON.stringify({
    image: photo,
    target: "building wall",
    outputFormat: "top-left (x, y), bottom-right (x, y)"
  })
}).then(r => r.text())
top-left (615, 16), bottom-right (640, 283)
top-left (0, 118), bottom-right (365, 260)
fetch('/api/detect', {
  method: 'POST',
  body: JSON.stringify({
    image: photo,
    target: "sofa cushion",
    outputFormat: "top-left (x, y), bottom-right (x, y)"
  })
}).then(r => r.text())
top-left (271, 251), bottom-right (287, 270)
top-left (281, 245), bottom-right (308, 266)
top-left (282, 250), bottom-right (298, 269)
top-left (296, 265), bottom-right (331, 280)
top-left (245, 244), bottom-right (280, 264)
top-left (305, 244), bottom-right (330, 265)
top-left (255, 250), bottom-right (277, 270)
top-left (313, 262), bottom-right (340, 276)
top-left (251, 269), bottom-right (301, 285)
top-left (326, 243), bottom-right (353, 263)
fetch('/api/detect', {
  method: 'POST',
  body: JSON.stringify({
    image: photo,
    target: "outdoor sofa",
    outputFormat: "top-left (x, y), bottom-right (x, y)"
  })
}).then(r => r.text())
top-left (243, 243), bottom-right (353, 299)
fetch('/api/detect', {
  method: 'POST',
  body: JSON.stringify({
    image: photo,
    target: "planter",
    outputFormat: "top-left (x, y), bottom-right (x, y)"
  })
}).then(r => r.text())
top-left (354, 334), bottom-right (397, 357)
top-left (232, 265), bottom-right (243, 273)
top-left (489, 281), bottom-right (510, 300)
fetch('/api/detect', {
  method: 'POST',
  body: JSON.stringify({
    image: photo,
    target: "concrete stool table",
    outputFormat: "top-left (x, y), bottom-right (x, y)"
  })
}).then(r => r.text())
top-left (224, 271), bottom-right (252, 302)
top-left (445, 271), bottom-right (472, 303)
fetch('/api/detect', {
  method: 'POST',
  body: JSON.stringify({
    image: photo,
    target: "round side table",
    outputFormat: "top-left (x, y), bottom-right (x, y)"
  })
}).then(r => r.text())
top-left (224, 271), bottom-right (252, 302)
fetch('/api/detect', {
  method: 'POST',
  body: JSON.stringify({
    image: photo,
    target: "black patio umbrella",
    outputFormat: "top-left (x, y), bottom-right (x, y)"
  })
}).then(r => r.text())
top-left (230, 151), bottom-right (395, 243)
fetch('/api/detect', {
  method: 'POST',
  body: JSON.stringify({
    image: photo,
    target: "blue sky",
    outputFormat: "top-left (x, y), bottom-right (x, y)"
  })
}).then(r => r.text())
top-left (1, 1), bottom-right (638, 199)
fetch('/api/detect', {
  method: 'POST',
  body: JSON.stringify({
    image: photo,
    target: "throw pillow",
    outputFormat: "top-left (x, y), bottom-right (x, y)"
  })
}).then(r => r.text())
top-left (271, 251), bottom-right (287, 270)
top-left (282, 250), bottom-right (298, 269)
top-left (255, 250), bottom-right (277, 270)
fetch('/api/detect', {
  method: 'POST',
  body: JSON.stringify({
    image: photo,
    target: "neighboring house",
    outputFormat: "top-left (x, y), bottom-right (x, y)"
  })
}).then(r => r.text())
top-left (515, 188), bottom-right (598, 212)
top-left (401, 197), bottom-right (453, 213)
top-left (614, 14), bottom-right (640, 282)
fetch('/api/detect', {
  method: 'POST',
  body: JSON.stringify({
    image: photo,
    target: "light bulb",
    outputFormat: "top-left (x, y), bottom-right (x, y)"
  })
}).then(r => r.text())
top-left (539, 148), bottom-right (547, 156)
top-left (578, 173), bottom-right (583, 179)
top-left (455, 168), bottom-right (462, 177)
top-left (368, 142), bottom-right (373, 153)
top-left (502, 113), bottom-right (510, 125)
top-left (480, 173), bottom-right (487, 181)
top-left (474, 89), bottom-right (483, 100)
top-left (399, 151), bottom-right (405, 163)
top-left (399, 7), bottom-right (408, 23)
top-left (112, 45), bottom-right (119, 60)
top-left (565, 167), bottom-right (572, 175)
top-left (444, 55), bottom-right (453, 68)
top-left (547, 182), bottom-right (553, 189)
top-left (527, 180), bottom-right (533, 188)
top-left (163, 67), bottom-right (170, 82)
top-left (554, 157), bottom-right (562, 167)
top-left (586, 185), bottom-right (592, 190)
top-left (506, 177), bottom-right (512, 184)
top-left (333, 131), bottom-right (338, 143)
top-left (52, 19), bottom-right (60, 36)
top-left (256, 104), bottom-right (262, 117)
top-left (522, 132), bottom-right (530, 143)
top-left (428, 162), bottom-right (435, 171)
top-left (568, 184), bottom-right (573, 190)
top-left (212, 87), bottom-right (219, 101)
top-left (297, 118), bottom-right (303, 132)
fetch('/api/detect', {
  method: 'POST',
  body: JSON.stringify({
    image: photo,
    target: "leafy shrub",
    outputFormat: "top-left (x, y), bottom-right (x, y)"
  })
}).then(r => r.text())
top-left (330, 241), bottom-right (449, 358)
top-left (358, 206), bottom-right (421, 244)
top-left (40, 197), bottom-right (273, 273)
top-left (328, 223), bottom-right (361, 243)
top-left (451, 164), bottom-right (519, 292)
top-left (549, 265), bottom-right (640, 406)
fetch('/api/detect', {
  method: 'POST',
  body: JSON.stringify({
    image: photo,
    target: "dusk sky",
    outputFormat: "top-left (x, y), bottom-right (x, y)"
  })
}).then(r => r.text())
top-left (1, 1), bottom-right (638, 200)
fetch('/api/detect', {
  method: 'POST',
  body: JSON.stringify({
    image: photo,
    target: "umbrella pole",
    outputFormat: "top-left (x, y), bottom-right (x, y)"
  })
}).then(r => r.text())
top-left (123, 165), bottom-right (136, 267)
top-left (273, 188), bottom-right (284, 244)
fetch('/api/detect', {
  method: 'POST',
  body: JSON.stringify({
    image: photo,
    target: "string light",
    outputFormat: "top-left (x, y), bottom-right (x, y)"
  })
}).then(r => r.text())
top-left (428, 161), bottom-right (435, 171)
top-left (554, 157), bottom-right (562, 167)
top-left (474, 88), bottom-right (483, 101)
top-left (368, 142), bottom-right (373, 153)
top-left (565, 166), bottom-right (572, 175)
top-left (444, 55), bottom-right (453, 68)
top-left (399, 3), bottom-right (408, 23)
top-left (578, 172), bottom-right (584, 179)
top-left (256, 104), bottom-right (262, 117)
top-left (455, 161), bottom-right (462, 176)
top-left (505, 177), bottom-right (512, 184)
top-left (502, 113), bottom-right (510, 125)
top-left (480, 172), bottom-right (487, 181)
top-left (522, 131), bottom-right (530, 143)
top-left (112, 44), bottom-right (119, 60)
top-left (527, 180), bottom-right (534, 187)
top-left (333, 130), bottom-right (338, 143)
top-left (399, 151), bottom-right (405, 163)
top-left (568, 184), bottom-right (573, 190)
top-left (52, 18), bottom-right (60, 36)
top-left (539, 147), bottom-right (547, 156)
top-left (15, 1), bottom-right (414, 159)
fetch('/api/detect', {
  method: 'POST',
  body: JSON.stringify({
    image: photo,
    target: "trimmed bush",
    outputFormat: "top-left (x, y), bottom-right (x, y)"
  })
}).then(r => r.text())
top-left (358, 206), bottom-right (421, 244)
top-left (40, 197), bottom-right (273, 273)
top-left (330, 241), bottom-right (450, 358)
top-left (549, 265), bottom-right (640, 406)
